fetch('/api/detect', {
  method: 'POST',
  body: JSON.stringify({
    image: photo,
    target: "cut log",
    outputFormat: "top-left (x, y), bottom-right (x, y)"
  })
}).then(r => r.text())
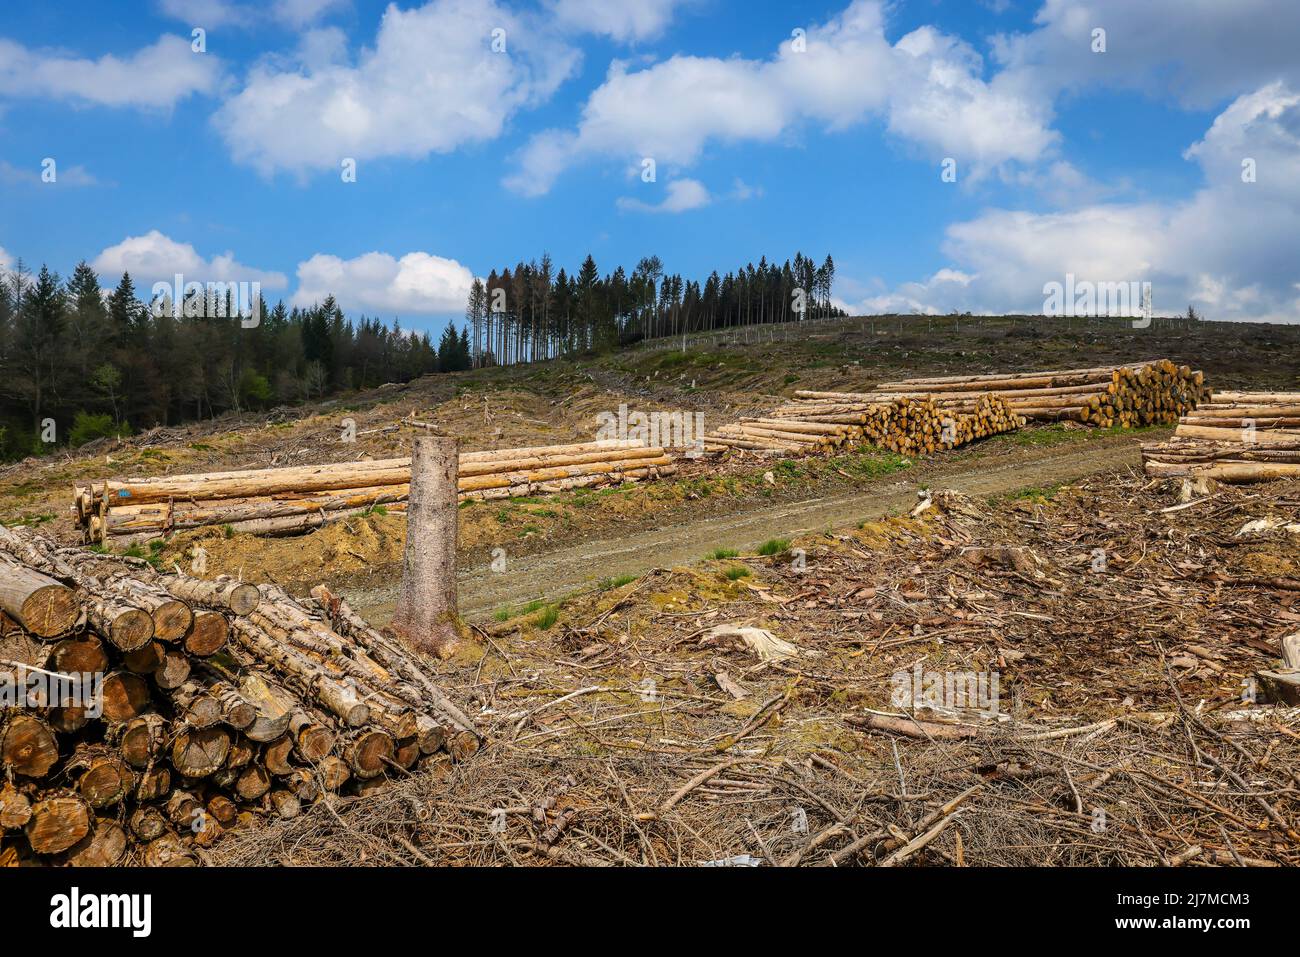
top-left (235, 764), bottom-right (272, 801)
top-left (263, 735), bottom-right (296, 776)
top-left (67, 746), bottom-right (134, 808)
top-left (289, 712), bottom-right (336, 762)
top-left (142, 833), bottom-right (198, 867)
top-left (122, 640), bottom-right (165, 674)
top-left (129, 806), bottom-right (167, 842)
top-left (170, 726), bottom-right (231, 778)
top-left (25, 794), bottom-right (91, 854)
top-left (318, 755), bottom-right (351, 792)
top-left (0, 553), bottom-right (78, 637)
top-left (239, 674), bottom-right (295, 742)
top-left (1, 714), bottom-right (60, 778)
top-left (135, 766), bottom-right (171, 802)
top-left (0, 782), bottom-right (33, 829)
top-left (185, 611), bottom-right (228, 657)
top-left (65, 818), bottom-right (128, 867)
top-left (48, 634), bottom-right (109, 675)
top-left (162, 576), bottom-right (260, 616)
top-left (117, 713), bottom-right (168, 768)
top-left (346, 729), bottom-right (396, 779)
top-left (153, 647), bottom-right (192, 690)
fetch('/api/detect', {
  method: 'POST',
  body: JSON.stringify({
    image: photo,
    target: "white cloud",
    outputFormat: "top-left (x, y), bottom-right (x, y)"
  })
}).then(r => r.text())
top-left (0, 247), bottom-right (10, 274)
top-left (508, 0), bottom-right (1056, 195)
top-left (292, 251), bottom-right (474, 315)
top-left (213, 0), bottom-right (580, 176)
top-left (546, 0), bottom-right (685, 42)
top-left (838, 83), bottom-right (1300, 323)
top-left (616, 178), bottom-right (711, 213)
top-left (92, 231), bottom-right (288, 290)
top-left (0, 35), bottom-right (222, 109)
top-left (992, 0), bottom-right (1300, 109)
top-left (888, 27), bottom-right (1057, 174)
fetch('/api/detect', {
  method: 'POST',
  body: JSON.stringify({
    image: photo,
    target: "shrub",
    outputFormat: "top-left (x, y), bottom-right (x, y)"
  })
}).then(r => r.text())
top-left (68, 411), bottom-right (123, 447)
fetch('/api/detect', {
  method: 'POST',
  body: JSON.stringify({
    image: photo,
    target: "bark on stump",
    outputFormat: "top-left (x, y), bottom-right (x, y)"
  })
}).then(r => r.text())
top-left (389, 435), bottom-right (461, 659)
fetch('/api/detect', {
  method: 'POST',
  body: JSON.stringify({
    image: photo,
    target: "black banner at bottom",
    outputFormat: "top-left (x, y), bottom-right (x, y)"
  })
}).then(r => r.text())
top-left (0, 866), bottom-right (1271, 944)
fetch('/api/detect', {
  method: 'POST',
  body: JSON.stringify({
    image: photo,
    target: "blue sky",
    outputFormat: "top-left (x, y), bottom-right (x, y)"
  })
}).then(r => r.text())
top-left (2, 0), bottom-right (1299, 331)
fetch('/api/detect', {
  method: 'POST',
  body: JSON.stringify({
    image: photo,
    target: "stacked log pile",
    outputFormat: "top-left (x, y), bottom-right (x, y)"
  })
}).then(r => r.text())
top-left (865, 360), bottom-right (1206, 426)
top-left (75, 439), bottom-right (675, 546)
top-left (704, 392), bottom-right (1022, 456)
top-left (1143, 392), bottom-right (1300, 482)
top-left (0, 524), bottom-right (479, 866)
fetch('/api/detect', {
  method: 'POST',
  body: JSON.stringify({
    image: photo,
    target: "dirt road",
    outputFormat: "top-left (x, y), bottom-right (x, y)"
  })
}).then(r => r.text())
top-left (350, 438), bottom-right (1143, 624)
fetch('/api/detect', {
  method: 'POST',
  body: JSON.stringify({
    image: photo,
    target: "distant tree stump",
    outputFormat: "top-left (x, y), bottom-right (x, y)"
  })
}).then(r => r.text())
top-left (389, 435), bottom-right (461, 659)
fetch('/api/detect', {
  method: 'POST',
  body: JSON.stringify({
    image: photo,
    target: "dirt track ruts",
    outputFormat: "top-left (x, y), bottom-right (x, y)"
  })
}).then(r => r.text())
top-left (350, 438), bottom-right (1143, 624)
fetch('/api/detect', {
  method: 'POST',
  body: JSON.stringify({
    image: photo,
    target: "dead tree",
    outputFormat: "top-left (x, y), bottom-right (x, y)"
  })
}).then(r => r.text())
top-left (389, 435), bottom-right (461, 659)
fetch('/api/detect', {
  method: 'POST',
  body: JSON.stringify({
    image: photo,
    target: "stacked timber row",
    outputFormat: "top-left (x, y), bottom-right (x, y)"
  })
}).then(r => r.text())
top-left (704, 392), bottom-right (1022, 456)
top-left (0, 524), bottom-right (479, 866)
top-left (75, 439), bottom-right (675, 546)
top-left (867, 359), bottom-right (1206, 426)
top-left (1143, 392), bottom-right (1300, 482)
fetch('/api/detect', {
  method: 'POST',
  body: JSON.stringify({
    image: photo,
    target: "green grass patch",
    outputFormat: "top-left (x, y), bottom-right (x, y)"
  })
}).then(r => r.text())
top-left (706, 547), bottom-right (739, 560)
top-left (838, 449), bottom-right (912, 478)
top-left (530, 604), bottom-right (559, 629)
top-left (722, 564), bottom-right (751, 580)
top-left (598, 573), bottom-right (637, 590)
top-left (757, 537), bottom-right (791, 556)
top-left (494, 598), bottom-right (549, 622)
top-left (998, 483), bottom-right (1063, 503)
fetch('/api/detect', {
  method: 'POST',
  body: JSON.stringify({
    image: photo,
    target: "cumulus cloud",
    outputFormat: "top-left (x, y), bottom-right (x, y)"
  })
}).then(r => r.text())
top-left (992, 0), bottom-right (1300, 110)
top-left (888, 27), bottom-right (1057, 173)
top-left (0, 35), bottom-right (222, 109)
top-left (92, 231), bottom-right (288, 291)
top-left (616, 178), bottom-right (711, 213)
top-left (292, 251), bottom-right (474, 315)
top-left (546, 0), bottom-right (685, 42)
top-left (837, 83), bottom-right (1300, 323)
top-left (213, 0), bottom-right (580, 176)
top-left (507, 0), bottom-right (1056, 195)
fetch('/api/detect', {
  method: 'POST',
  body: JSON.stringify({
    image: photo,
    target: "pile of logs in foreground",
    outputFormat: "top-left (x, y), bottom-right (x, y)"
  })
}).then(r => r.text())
top-left (0, 524), bottom-right (479, 866)
top-left (1143, 392), bottom-right (1300, 482)
top-left (706, 392), bottom-right (1023, 456)
top-left (865, 359), bottom-right (1206, 427)
top-left (75, 439), bottom-right (674, 546)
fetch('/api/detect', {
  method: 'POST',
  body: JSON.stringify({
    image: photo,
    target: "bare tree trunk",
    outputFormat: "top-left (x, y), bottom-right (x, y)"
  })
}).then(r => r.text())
top-left (389, 435), bottom-right (461, 659)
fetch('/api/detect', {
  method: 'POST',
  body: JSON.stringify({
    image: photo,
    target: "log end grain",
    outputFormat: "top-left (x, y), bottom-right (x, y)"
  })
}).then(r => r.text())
top-left (20, 583), bottom-right (78, 638)
top-left (185, 611), bottom-right (229, 657)
top-left (151, 599), bottom-right (194, 644)
top-left (25, 795), bottom-right (91, 854)
top-left (0, 715), bottom-right (59, 779)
